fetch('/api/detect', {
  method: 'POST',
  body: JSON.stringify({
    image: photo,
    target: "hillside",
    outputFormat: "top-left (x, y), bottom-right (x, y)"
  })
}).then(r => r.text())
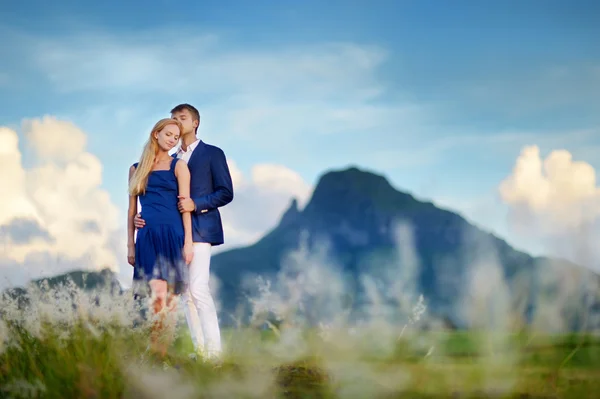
top-left (211, 166), bottom-right (600, 329)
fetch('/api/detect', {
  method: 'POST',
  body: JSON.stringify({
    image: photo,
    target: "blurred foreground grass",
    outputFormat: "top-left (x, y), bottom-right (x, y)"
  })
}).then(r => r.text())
top-left (0, 279), bottom-right (599, 399)
top-left (1, 317), bottom-right (599, 398)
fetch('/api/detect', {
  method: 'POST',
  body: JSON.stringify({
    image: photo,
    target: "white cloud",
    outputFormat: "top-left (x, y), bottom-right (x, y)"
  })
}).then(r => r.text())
top-left (499, 145), bottom-right (600, 271)
top-left (0, 117), bottom-right (122, 288)
top-left (13, 28), bottom-right (425, 150)
top-left (5, 28), bottom-right (600, 169)
top-left (499, 145), bottom-right (600, 231)
top-left (23, 116), bottom-right (87, 162)
top-left (217, 161), bottom-right (312, 252)
top-left (28, 30), bottom-right (386, 102)
top-left (251, 164), bottom-right (311, 202)
top-left (0, 127), bottom-right (38, 224)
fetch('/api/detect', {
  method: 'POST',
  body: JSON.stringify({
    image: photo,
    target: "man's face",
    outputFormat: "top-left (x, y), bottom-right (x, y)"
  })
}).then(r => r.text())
top-left (171, 109), bottom-right (198, 135)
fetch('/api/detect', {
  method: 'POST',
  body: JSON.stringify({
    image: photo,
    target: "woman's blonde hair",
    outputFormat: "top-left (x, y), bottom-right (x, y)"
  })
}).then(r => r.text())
top-left (129, 118), bottom-right (183, 196)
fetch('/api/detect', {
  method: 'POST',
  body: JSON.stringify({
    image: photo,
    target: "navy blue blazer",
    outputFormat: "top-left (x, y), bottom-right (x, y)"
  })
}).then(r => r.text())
top-left (173, 140), bottom-right (234, 246)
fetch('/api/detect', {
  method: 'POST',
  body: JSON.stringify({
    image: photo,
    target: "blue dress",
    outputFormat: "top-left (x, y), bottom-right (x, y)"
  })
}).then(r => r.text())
top-left (133, 158), bottom-right (187, 294)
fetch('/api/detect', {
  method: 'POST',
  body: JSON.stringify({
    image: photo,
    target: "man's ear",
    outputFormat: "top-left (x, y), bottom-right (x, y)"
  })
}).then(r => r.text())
top-left (193, 119), bottom-right (199, 130)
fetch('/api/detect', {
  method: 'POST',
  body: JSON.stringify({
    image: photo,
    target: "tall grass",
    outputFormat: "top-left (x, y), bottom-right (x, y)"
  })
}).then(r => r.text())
top-left (1, 277), bottom-right (599, 399)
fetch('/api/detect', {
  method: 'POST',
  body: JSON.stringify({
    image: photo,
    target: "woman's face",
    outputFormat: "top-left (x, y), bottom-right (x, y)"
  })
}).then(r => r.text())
top-left (155, 123), bottom-right (181, 151)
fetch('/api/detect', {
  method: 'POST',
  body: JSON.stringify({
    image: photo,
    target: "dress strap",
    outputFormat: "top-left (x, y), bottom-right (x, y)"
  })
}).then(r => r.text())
top-left (169, 157), bottom-right (178, 172)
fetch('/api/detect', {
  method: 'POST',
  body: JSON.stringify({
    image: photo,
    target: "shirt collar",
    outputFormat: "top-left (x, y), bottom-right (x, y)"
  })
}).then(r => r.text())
top-left (177, 139), bottom-right (200, 155)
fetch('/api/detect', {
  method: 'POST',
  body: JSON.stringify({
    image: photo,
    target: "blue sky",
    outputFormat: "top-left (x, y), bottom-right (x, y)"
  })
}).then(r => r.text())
top-left (1, 0), bottom-right (600, 283)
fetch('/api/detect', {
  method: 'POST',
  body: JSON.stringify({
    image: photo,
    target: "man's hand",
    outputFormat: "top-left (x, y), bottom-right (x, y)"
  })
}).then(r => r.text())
top-left (177, 196), bottom-right (196, 213)
top-left (133, 213), bottom-right (145, 229)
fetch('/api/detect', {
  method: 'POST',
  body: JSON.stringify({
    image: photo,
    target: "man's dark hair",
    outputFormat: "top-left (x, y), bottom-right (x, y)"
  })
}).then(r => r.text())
top-left (170, 103), bottom-right (200, 131)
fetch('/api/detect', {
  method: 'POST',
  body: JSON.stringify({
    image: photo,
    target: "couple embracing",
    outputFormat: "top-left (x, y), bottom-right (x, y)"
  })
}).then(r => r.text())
top-left (126, 103), bottom-right (233, 361)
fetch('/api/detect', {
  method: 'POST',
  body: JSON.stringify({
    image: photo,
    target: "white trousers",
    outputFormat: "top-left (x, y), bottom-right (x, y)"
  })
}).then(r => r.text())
top-left (182, 242), bottom-right (222, 358)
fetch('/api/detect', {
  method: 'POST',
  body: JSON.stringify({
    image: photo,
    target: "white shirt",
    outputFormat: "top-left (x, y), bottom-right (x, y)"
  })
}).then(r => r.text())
top-left (175, 139), bottom-right (200, 163)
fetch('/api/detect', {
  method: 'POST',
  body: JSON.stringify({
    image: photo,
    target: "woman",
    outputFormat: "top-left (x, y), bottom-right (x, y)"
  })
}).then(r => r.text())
top-left (127, 118), bottom-right (194, 357)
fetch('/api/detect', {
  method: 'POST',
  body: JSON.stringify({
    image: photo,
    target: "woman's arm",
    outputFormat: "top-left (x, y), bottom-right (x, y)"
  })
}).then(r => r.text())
top-left (127, 165), bottom-right (138, 266)
top-left (175, 160), bottom-right (194, 264)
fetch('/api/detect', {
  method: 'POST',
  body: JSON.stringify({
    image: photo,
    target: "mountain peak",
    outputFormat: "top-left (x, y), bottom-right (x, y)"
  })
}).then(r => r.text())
top-left (279, 198), bottom-right (300, 227)
top-left (316, 166), bottom-right (393, 191)
top-left (303, 166), bottom-right (417, 218)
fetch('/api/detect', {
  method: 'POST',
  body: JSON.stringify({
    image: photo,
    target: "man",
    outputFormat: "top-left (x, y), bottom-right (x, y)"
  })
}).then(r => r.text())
top-left (134, 103), bottom-right (233, 360)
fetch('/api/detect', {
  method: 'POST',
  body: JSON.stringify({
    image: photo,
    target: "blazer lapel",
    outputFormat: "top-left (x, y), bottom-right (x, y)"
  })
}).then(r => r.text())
top-left (187, 140), bottom-right (205, 165)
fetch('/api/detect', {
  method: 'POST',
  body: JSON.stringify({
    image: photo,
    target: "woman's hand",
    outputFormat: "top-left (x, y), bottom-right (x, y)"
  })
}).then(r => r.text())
top-left (183, 241), bottom-right (194, 265)
top-left (127, 244), bottom-right (135, 266)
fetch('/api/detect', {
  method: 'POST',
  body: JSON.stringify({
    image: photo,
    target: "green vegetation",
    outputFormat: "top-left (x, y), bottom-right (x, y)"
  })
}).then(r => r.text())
top-left (1, 312), bottom-right (599, 398)
top-left (1, 277), bottom-right (598, 398)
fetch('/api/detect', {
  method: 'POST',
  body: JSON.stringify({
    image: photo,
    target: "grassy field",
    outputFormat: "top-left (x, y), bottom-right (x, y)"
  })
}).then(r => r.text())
top-left (1, 286), bottom-right (599, 398)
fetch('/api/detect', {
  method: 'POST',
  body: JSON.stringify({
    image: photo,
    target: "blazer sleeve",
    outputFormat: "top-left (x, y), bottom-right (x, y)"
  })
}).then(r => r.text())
top-left (192, 147), bottom-right (234, 212)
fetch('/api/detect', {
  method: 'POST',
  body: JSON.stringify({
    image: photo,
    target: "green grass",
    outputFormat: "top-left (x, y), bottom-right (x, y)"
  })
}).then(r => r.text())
top-left (2, 320), bottom-right (599, 398)
top-left (1, 287), bottom-right (599, 398)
